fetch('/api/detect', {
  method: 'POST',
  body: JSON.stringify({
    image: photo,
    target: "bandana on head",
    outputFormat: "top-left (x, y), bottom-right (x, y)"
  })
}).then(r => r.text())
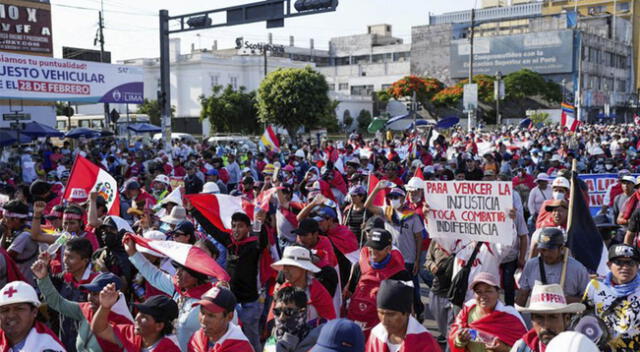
top-left (274, 309), bottom-right (310, 341)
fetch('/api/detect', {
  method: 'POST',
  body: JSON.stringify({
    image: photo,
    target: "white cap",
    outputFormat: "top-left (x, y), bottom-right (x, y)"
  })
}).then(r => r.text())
top-left (154, 174), bottom-right (170, 185)
top-left (69, 188), bottom-right (88, 201)
top-left (294, 149), bottom-right (305, 158)
top-left (551, 177), bottom-right (570, 189)
top-left (546, 332), bottom-right (598, 352)
top-left (202, 182), bottom-right (220, 194)
top-left (405, 177), bottom-right (424, 191)
top-left (271, 246), bottom-right (320, 273)
top-left (0, 281), bottom-right (40, 307)
top-left (535, 173), bottom-right (551, 183)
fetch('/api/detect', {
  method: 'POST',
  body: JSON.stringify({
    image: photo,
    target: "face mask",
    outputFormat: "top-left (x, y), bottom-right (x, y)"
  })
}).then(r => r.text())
top-left (605, 164), bottom-right (613, 170)
top-left (552, 191), bottom-right (565, 200)
top-left (274, 309), bottom-right (309, 339)
top-left (390, 199), bottom-right (402, 209)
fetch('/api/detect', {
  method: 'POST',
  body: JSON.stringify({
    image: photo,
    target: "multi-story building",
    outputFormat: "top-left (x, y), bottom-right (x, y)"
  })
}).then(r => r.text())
top-left (415, 0), bottom-right (635, 121)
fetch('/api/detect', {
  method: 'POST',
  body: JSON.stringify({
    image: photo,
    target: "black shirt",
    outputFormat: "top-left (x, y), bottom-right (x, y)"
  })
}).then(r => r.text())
top-left (191, 209), bottom-right (267, 303)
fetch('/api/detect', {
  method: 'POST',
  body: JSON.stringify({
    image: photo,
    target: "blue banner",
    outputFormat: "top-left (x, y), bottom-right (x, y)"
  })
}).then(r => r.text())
top-left (578, 173), bottom-right (637, 216)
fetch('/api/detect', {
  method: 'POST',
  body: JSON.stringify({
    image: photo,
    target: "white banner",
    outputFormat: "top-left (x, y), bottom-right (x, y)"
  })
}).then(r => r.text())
top-left (0, 52), bottom-right (143, 103)
top-left (424, 181), bottom-right (514, 245)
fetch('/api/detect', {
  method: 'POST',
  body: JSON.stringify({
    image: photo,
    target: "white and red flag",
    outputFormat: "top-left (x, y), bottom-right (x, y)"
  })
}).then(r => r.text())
top-left (125, 233), bottom-right (230, 282)
top-left (560, 102), bottom-right (580, 132)
top-left (260, 125), bottom-right (280, 152)
top-left (63, 155), bottom-right (120, 215)
top-left (185, 193), bottom-right (254, 233)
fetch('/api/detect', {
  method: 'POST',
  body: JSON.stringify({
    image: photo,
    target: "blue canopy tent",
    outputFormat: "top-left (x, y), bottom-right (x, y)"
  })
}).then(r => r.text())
top-left (127, 123), bottom-right (162, 134)
top-left (21, 121), bottom-right (64, 138)
top-left (435, 116), bottom-right (460, 129)
top-left (0, 130), bottom-right (33, 147)
top-left (65, 127), bottom-right (100, 139)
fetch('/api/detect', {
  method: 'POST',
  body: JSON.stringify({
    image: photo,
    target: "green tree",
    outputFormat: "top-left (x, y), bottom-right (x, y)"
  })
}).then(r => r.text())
top-left (319, 99), bottom-right (340, 133)
top-left (357, 109), bottom-right (372, 132)
top-left (136, 99), bottom-right (174, 126)
top-left (504, 69), bottom-right (561, 103)
top-left (199, 85), bottom-right (259, 134)
top-left (257, 66), bottom-right (331, 138)
top-left (342, 110), bottom-right (354, 130)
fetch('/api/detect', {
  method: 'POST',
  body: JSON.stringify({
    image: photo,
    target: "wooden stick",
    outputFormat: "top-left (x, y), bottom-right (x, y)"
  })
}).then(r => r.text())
top-left (561, 159), bottom-right (578, 289)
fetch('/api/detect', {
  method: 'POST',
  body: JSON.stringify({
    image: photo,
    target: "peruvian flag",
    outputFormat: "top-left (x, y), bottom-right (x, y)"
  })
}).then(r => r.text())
top-left (260, 125), bottom-right (280, 152)
top-left (367, 174), bottom-right (386, 207)
top-left (125, 233), bottom-right (230, 282)
top-left (560, 102), bottom-right (580, 132)
top-left (185, 193), bottom-right (254, 233)
top-left (63, 155), bottom-right (120, 215)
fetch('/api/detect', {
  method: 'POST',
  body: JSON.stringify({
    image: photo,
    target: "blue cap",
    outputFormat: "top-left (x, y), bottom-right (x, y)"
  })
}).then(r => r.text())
top-left (311, 318), bottom-right (365, 352)
top-left (169, 220), bottom-right (195, 236)
top-left (312, 206), bottom-right (337, 221)
top-left (206, 168), bottom-right (219, 176)
top-left (78, 272), bottom-right (122, 292)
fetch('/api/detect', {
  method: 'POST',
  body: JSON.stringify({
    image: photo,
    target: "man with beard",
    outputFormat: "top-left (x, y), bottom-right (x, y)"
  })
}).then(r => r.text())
top-left (0, 281), bottom-right (66, 351)
top-left (511, 283), bottom-right (585, 352)
top-left (32, 255), bottom-right (133, 352)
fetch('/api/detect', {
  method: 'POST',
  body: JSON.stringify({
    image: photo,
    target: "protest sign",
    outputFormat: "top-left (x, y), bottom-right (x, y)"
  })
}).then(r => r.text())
top-left (424, 180), bottom-right (514, 245)
top-left (0, 51), bottom-right (143, 103)
top-left (578, 173), bottom-right (638, 216)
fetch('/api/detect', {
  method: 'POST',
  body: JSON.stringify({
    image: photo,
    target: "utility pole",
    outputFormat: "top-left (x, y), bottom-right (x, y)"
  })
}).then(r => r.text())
top-left (468, 8), bottom-right (476, 130)
top-left (159, 9), bottom-right (171, 150)
top-left (98, 0), bottom-right (110, 130)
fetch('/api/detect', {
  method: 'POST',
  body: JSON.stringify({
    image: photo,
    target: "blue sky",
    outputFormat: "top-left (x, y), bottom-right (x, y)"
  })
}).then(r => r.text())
top-left (50, 0), bottom-right (478, 61)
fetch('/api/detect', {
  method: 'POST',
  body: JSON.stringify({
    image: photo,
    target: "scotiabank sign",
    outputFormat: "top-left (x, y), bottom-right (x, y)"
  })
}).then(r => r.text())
top-left (0, 52), bottom-right (144, 103)
top-left (0, 0), bottom-right (53, 54)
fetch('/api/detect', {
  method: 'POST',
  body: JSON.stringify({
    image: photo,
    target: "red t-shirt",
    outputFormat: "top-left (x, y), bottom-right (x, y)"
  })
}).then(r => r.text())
top-left (112, 323), bottom-right (180, 352)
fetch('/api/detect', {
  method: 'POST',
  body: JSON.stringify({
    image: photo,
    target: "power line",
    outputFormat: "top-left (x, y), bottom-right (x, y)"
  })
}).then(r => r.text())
top-left (51, 3), bottom-right (156, 17)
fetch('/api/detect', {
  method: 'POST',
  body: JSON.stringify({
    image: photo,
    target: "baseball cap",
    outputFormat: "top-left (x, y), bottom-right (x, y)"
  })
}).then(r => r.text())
top-left (78, 272), bottom-right (122, 292)
top-left (292, 218), bottom-right (319, 236)
top-left (364, 216), bottom-right (386, 233)
top-left (387, 188), bottom-right (405, 198)
top-left (311, 318), bottom-right (365, 352)
top-left (544, 199), bottom-right (568, 212)
top-left (192, 286), bottom-right (237, 314)
top-left (206, 168), bottom-right (219, 176)
top-left (470, 272), bottom-right (500, 290)
top-left (168, 220), bottom-right (195, 237)
top-left (0, 281), bottom-right (40, 307)
top-left (312, 207), bottom-right (338, 222)
top-left (135, 295), bottom-right (179, 323)
top-left (365, 228), bottom-right (392, 250)
top-left (608, 244), bottom-right (640, 262)
top-left (537, 227), bottom-right (565, 249)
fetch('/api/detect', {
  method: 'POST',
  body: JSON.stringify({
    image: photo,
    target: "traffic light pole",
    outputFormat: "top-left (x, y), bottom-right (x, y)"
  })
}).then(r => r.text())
top-left (158, 0), bottom-right (338, 149)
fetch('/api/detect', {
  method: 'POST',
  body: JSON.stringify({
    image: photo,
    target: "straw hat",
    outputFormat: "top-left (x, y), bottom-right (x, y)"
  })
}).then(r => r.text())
top-left (516, 282), bottom-right (585, 314)
top-left (160, 206), bottom-right (187, 225)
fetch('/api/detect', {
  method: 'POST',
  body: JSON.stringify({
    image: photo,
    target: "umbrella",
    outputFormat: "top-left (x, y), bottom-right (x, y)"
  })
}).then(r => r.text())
top-left (519, 118), bottom-right (532, 128)
top-left (100, 129), bottom-right (115, 137)
top-left (385, 113), bottom-right (413, 131)
top-left (0, 130), bottom-right (33, 147)
top-left (127, 123), bottom-right (162, 133)
top-left (367, 117), bottom-right (388, 134)
top-left (435, 116), bottom-right (460, 129)
top-left (415, 119), bottom-right (436, 127)
top-left (65, 127), bottom-right (100, 139)
top-left (21, 121), bottom-right (64, 138)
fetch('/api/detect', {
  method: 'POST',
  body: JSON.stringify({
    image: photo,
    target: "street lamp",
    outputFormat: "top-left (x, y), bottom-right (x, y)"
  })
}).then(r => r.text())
top-left (495, 71), bottom-right (503, 125)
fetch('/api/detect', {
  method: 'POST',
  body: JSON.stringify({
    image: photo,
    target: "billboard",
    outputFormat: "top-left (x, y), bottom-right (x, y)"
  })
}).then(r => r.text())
top-left (0, 0), bottom-right (53, 55)
top-left (63, 47), bottom-right (111, 63)
top-left (0, 52), bottom-right (144, 104)
top-left (450, 30), bottom-right (574, 78)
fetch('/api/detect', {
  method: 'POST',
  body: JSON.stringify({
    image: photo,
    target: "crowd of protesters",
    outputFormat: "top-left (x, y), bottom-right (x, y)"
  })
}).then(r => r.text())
top-left (0, 122), bottom-right (640, 351)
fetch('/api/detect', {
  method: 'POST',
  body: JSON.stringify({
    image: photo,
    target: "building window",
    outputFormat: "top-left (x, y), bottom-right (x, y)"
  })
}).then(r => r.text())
top-left (617, 2), bottom-right (630, 12)
top-left (381, 84), bottom-right (392, 90)
top-left (338, 83), bottom-right (349, 91)
top-left (230, 76), bottom-right (238, 91)
top-left (393, 51), bottom-right (410, 62)
top-left (328, 84), bottom-right (336, 91)
top-left (209, 74), bottom-right (219, 89)
top-left (350, 84), bottom-right (374, 96)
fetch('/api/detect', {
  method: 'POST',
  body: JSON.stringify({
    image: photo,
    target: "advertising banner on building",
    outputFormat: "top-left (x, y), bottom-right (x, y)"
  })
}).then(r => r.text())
top-left (450, 30), bottom-right (575, 78)
top-left (0, 52), bottom-right (143, 103)
top-left (0, 0), bottom-right (53, 54)
top-left (423, 181), bottom-right (515, 245)
top-left (578, 173), bottom-right (638, 216)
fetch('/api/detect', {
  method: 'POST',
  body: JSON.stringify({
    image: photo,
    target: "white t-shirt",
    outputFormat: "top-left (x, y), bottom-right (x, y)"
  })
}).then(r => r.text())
top-left (387, 342), bottom-right (401, 352)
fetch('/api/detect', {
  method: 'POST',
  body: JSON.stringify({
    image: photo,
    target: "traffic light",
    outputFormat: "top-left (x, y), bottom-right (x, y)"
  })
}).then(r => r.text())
top-left (294, 0), bottom-right (338, 12)
top-left (187, 15), bottom-right (212, 28)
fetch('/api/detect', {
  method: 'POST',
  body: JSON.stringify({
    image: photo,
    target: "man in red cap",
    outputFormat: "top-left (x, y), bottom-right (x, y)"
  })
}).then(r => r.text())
top-left (188, 286), bottom-right (254, 352)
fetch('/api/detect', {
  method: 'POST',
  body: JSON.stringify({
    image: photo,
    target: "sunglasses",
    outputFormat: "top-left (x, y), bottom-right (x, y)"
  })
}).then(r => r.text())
top-left (612, 258), bottom-right (637, 267)
top-left (273, 307), bottom-right (302, 317)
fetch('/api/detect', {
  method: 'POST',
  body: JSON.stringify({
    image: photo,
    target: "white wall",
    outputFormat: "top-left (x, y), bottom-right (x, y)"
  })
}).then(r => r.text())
top-left (0, 104), bottom-right (56, 129)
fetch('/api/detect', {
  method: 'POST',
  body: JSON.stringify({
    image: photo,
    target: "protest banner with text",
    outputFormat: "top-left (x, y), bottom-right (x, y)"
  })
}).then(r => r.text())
top-left (424, 180), bottom-right (515, 245)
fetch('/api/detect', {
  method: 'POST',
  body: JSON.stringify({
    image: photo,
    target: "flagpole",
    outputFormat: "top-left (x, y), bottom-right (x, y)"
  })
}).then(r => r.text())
top-left (560, 159), bottom-right (577, 288)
